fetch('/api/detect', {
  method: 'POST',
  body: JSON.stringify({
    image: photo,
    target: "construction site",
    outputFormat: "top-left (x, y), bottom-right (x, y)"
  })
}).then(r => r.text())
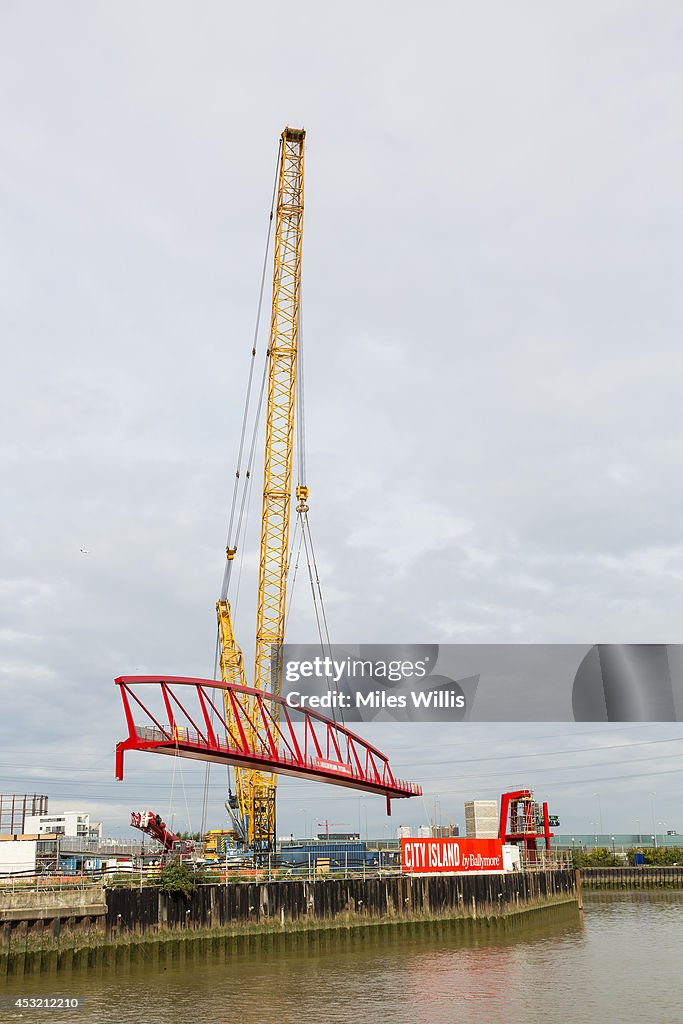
top-left (3, 5), bottom-right (681, 1019)
top-left (0, 129), bottom-right (569, 894)
top-left (105, 128), bottom-right (565, 882)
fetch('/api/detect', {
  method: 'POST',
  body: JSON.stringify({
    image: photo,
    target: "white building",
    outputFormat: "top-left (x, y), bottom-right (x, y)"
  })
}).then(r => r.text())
top-left (396, 826), bottom-right (413, 839)
top-left (464, 800), bottom-right (499, 839)
top-left (23, 811), bottom-right (102, 840)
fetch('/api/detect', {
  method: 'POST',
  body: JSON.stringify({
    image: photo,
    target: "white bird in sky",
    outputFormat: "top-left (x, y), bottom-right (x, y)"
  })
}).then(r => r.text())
top-left (80, 548), bottom-right (91, 555)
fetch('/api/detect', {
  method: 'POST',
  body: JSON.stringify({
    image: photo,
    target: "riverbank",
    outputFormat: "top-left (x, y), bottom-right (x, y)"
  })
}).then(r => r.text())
top-left (579, 866), bottom-right (683, 888)
top-left (1, 897), bottom-right (579, 977)
top-left (2, 870), bottom-right (577, 976)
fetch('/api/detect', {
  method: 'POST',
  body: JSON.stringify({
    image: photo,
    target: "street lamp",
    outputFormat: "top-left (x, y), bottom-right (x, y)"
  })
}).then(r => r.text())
top-left (357, 795), bottom-right (368, 841)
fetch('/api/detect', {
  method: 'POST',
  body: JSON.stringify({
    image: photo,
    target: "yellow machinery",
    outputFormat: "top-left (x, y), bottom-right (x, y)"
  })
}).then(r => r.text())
top-left (216, 127), bottom-right (306, 856)
top-left (202, 829), bottom-right (240, 862)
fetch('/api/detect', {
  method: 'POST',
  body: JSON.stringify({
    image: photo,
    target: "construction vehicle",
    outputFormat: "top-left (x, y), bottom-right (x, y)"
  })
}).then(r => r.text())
top-left (130, 810), bottom-right (194, 861)
top-left (201, 829), bottom-right (241, 863)
top-left (216, 127), bottom-right (307, 858)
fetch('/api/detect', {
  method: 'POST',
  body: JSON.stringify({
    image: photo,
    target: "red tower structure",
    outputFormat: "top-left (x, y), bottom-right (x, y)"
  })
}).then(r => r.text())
top-left (499, 789), bottom-right (554, 861)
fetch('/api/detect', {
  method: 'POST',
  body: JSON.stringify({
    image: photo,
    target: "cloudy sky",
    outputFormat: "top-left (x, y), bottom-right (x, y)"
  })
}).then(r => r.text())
top-left (2, 2), bottom-right (683, 840)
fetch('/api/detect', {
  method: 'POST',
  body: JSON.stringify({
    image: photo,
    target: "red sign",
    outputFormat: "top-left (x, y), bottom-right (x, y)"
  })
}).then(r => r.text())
top-left (401, 837), bottom-right (504, 873)
top-left (315, 757), bottom-right (353, 777)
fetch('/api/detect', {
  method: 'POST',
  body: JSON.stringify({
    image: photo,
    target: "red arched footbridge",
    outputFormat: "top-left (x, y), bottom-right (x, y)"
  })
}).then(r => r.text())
top-left (114, 676), bottom-right (421, 813)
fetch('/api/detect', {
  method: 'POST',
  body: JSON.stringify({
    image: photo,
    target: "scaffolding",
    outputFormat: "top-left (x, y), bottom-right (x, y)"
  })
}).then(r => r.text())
top-left (0, 794), bottom-right (48, 835)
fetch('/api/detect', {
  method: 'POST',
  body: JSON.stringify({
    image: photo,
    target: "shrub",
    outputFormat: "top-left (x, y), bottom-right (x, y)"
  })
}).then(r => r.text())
top-left (628, 847), bottom-right (681, 866)
top-left (158, 858), bottom-right (205, 897)
top-left (572, 848), bottom-right (621, 868)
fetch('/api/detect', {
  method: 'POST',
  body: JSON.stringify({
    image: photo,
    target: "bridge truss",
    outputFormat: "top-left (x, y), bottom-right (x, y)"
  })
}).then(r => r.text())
top-left (114, 676), bottom-right (421, 814)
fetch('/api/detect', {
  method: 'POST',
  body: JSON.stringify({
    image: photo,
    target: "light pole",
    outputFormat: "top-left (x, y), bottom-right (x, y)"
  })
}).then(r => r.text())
top-left (636, 819), bottom-right (641, 844)
top-left (358, 796), bottom-right (367, 841)
top-left (651, 792), bottom-right (657, 847)
top-left (593, 793), bottom-right (603, 834)
top-left (433, 796), bottom-right (441, 831)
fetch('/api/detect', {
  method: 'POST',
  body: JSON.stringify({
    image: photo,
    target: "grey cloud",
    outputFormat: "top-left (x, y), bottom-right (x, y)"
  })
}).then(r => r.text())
top-left (2, 2), bottom-right (683, 836)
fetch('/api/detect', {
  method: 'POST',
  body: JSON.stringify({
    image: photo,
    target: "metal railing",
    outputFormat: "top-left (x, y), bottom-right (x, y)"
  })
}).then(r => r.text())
top-left (0, 872), bottom-right (103, 893)
top-left (518, 849), bottom-right (574, 870)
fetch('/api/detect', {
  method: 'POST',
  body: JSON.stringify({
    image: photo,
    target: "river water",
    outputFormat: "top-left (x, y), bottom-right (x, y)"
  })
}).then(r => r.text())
top-left (2, 893), bottom-right (681, 1023)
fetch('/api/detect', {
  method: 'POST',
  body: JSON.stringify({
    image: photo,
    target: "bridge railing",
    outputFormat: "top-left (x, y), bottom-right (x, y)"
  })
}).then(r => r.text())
top-left (118, 676), bottom-right (421, 799)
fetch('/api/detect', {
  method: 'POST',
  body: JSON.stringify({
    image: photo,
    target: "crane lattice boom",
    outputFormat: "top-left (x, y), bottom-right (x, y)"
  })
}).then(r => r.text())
top-left (114, 128), bottom-right (423, 859)
top-left (218, 127), bottom-right (305, 855)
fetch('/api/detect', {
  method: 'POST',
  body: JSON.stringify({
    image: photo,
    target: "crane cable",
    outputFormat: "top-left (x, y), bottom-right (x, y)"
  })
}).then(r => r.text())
top-left (204, 140), bottom-right (281, 836)
top-left (220, 137), bottom-right (282, 603)
top-left (296, 280), bottom-right (306, 489)
top-left (284, 518), bottom-right (305, 632)
top-left (292, 307), bottom-right (343, 729)
top-left (301, 512), bottom-right (347, 736)
top-left (167, 732), bottom-right (193, 842)
top-left (199, 630), bottom-right (222, 839)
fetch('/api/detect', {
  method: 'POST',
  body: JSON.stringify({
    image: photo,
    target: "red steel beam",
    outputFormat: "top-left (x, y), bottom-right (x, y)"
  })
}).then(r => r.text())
top-left (114, 675), bottom-right (421, 805)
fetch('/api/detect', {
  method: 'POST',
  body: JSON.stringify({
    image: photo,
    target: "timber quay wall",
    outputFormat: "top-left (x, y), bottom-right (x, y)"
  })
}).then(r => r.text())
top-left (105, 868), bottom-right (576, 936)
top-left (580, 866), bottom-right (683, 888)
top-left (1, 871), bottom-right (578, 975)
top-left (2, 868), bottom-right (573, 954)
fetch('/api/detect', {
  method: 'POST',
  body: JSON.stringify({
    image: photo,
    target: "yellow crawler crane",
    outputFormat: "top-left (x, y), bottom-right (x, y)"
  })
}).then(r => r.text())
top-left (216, 127), bottom-right (306, 857)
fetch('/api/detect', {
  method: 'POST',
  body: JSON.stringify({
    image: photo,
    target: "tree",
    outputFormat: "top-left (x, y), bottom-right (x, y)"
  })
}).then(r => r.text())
top-left (158, 858), bottom-right (201, 897)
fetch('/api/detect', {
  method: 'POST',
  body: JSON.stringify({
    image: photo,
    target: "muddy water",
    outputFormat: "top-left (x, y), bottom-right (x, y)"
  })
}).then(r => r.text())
top-left (1, 893), bottom-right (680, 1023)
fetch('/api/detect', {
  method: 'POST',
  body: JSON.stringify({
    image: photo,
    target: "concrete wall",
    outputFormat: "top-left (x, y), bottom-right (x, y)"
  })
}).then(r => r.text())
top-left (0, 886), bottom-right (107, 945)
